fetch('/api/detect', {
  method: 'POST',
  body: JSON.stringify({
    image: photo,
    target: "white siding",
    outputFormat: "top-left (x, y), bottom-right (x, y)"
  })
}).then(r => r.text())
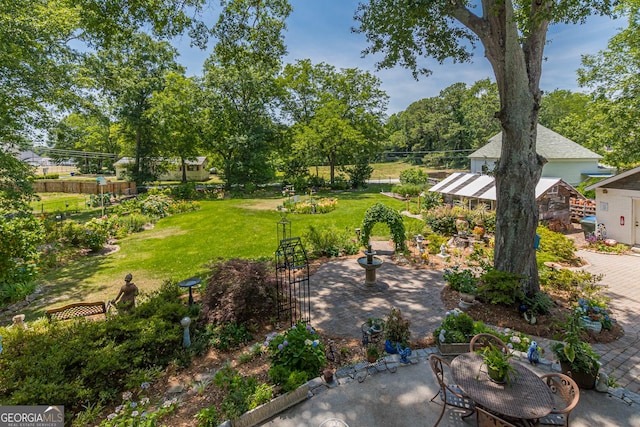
top-left (470, 158), bottom-right (497, 174)
top-left (593, 188), bottom-right (634, 245)
top-left (542, 160), bottom-right (600, 185)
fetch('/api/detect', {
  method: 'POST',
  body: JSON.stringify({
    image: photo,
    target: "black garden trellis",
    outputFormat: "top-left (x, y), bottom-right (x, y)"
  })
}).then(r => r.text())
top-left (275, 215), bottom-right (310, 326)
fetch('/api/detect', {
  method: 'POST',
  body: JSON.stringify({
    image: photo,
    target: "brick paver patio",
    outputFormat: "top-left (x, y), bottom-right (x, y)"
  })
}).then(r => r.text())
top-left (309, 242), bottom-right (640, 394)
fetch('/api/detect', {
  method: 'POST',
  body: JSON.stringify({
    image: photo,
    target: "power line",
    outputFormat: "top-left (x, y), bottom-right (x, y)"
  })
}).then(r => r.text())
top-left (36, 147), bottom-right (117, 159)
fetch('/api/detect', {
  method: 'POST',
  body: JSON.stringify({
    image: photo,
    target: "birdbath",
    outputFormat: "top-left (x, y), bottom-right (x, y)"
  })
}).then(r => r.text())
top-left (357, 244), bottom-right (383, 287)
top-left (178, 277), bottom-right (201, 306)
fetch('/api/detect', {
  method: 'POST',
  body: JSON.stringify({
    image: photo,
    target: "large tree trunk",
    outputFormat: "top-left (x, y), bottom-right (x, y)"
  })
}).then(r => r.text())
top-left (181, 157), bottom-right (187, 183)
top-left (467, 0), bottom-right (549, 296)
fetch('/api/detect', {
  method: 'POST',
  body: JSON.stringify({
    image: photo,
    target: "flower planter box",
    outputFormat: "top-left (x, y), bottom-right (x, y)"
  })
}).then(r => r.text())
top-left (437, 341), bottom-right (469, 356)
top-left (230, 383), bottom-right (309, 427)
top-left (579, 316), bottom-right (603, 333)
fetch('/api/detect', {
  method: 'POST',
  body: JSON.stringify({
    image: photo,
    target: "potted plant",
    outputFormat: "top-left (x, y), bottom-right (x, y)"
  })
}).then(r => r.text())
top-left (480, 344), bottom-right (516, 384)
top-left (433, 309), bottom-right (476, 355)
top-left (443, 266), bottom-right (477, 293)
top-left (384, 307), bottom-right (411, 353)
top-left (365, 317), bottom-right (384, 335)
top-left (552, 315), bottom-right (601, 389)
top-left (458, 280), bottom-right (477, 306)
top-left (366, 344), bottom-right (380, 363)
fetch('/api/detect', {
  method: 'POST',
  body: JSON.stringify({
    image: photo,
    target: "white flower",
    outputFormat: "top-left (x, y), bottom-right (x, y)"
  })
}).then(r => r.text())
top-left (131, 411), bottom-right (139, 417)
top-left (305, 339), bottom-right (312, 346)
top-left (504, 328), bottom-right (511, 333)
top-left (115, 405), bottom-right (124, 413)
top-left (510, 336), bottom-right (521, 344)
top-left (163, 400), bottom-right (173, 408)
top-left (140, 397), bottom-right (150, 405)
top-left (523, 337), bottom-right (530, 343)
top-left (107, 413), bottom-right (117, 420)
top-left (122, 391), bottom-right (133, 401)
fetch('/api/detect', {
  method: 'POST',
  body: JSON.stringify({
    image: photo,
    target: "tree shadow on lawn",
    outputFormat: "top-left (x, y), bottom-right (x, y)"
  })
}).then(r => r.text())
top-left (21, 254), bottom-right (114, 321)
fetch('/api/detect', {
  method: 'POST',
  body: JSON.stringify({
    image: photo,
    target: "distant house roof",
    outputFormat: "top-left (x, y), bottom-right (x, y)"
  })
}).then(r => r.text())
top-left (114, 156), bottom-right (207, 166)
top-left (584, 165), bottom-right (640, 191)
top-left (469, 124), bottom-right (602, 160)
top-left (428, 172), bottom-right (584, 201)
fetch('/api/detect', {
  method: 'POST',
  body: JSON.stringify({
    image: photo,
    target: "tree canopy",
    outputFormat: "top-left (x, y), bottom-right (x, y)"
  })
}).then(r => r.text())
top-left (386, 79), bottom-right (500, 167)
top-left (280, 59), bottom-right (388, 185)
top-left (577, 0), bottom-right (640, 167)
top-left (355, 0), bottom-right (615, 295)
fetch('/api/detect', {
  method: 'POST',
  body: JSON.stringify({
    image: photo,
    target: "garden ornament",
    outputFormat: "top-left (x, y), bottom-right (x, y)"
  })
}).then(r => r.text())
top-left (439, 329), bottom-right (447, 344)
top-left (112, 273), bottom-right (138, 313)
top-left (527, 341), bottom-right (540, 365)
top-left (181, 317), bottom-right (191, 348)
top-left (396, 343), bottom-right (411, 364)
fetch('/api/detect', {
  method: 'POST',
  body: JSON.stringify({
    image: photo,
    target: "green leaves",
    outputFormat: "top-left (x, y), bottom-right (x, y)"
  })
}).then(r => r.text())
top-left (266, 321), bottom-right (326, 389)
top-left (360, 203), bottom-right (407, 251)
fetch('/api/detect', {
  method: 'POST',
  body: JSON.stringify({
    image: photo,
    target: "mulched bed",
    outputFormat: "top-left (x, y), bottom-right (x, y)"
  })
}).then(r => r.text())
top-left (440, 286), bottom-right (624, 344)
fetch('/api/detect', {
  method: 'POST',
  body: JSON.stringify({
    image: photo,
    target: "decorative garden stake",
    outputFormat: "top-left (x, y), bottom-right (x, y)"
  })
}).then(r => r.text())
top-left (181, 317), bottom-right (191, 348)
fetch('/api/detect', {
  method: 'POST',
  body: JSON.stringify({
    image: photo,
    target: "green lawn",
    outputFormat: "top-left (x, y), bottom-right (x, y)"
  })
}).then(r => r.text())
top-left (31, 186), bottom-right (415, 319)
top-left (30, 192), bottom-right (90, 214)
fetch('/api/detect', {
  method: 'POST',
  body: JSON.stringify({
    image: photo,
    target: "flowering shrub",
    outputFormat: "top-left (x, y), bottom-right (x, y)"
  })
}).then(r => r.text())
top-left (472, 226), bottom-right (484, 235)
top-left (443, 266), bottom-right (477, 292)
top-left (286, 198), bottom-right (337, 214)
top-left (265, 322), bottom-right (325, 390)
top-left (498, 329), bottom-right (539, 353)
top-left (433, 309), bottom-right (477, 343)
top-left (101, 384), bottom-right (178, 427)
top-left (575, 297), bottom-right (616, 330)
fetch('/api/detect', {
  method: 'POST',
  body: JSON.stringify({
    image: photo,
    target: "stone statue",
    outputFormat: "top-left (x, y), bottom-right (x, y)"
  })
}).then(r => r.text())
top-left (112, 273), bottom-right (139, 313)
top-left (11, 314), bottom-right (27, 329)
top-left (439, 244), bottom-right (447, 256)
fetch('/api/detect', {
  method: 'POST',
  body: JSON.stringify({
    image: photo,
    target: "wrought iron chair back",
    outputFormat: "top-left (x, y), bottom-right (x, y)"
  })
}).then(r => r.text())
top-left (469, 333), bottom-right (510, 354)
top-left (538, 373), bottom-right (580, 427)
top-left (428, 354), bottom-right (475, 427)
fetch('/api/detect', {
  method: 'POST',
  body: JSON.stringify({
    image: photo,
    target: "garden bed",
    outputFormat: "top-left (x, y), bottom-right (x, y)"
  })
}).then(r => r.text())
top-left (440, 286), bottom-right (624, 344)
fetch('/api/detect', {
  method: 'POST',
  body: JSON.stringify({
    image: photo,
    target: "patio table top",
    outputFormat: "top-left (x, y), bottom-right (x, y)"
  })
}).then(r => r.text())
top-left (451, 352), bottom-right (554, 421)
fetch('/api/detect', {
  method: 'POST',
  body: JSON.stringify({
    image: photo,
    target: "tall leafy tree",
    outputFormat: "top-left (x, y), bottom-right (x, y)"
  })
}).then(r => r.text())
top-left (1, 0), bottom-right (206, 207)
top-left (202, 0), bottom-right (292, 189)
top-left (388, 79), bottom-right (499, 167)
top-left (578, 0), bottom-right (640, 167)
top-left (149, 72), bottom-right (204, 183)
top-left (355, 0), bottom-right (615, 295)
top-left (539, 89), bottom-right (590, 132)
top-left (280, 59), bottom-right (388, 185)
top-left (87, 33), bottom-right (184, 184)
top-left (48, 111), bottom-right (120, 174)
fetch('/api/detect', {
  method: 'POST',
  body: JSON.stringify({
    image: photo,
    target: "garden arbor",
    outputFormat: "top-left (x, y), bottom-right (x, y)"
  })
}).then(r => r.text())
top-left (360, 203), bottom-right (407, 251)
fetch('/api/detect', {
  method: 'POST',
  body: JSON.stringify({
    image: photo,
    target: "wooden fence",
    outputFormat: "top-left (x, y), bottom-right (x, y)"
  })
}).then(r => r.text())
top-left (33, 180), bottom-right (137, 196)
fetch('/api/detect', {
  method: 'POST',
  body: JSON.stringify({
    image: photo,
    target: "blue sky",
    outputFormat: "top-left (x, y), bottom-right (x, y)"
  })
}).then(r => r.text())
top-left (174, 1), bottom-right (621, 115)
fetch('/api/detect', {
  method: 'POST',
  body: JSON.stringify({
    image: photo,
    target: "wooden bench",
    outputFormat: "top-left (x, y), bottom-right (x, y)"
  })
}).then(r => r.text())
top-left (46, 301), bottom-right (107, 321)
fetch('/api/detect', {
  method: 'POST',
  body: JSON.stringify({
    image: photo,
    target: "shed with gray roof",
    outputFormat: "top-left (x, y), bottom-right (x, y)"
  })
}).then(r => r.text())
top-left (469, 124), bottom-right (610, 185)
